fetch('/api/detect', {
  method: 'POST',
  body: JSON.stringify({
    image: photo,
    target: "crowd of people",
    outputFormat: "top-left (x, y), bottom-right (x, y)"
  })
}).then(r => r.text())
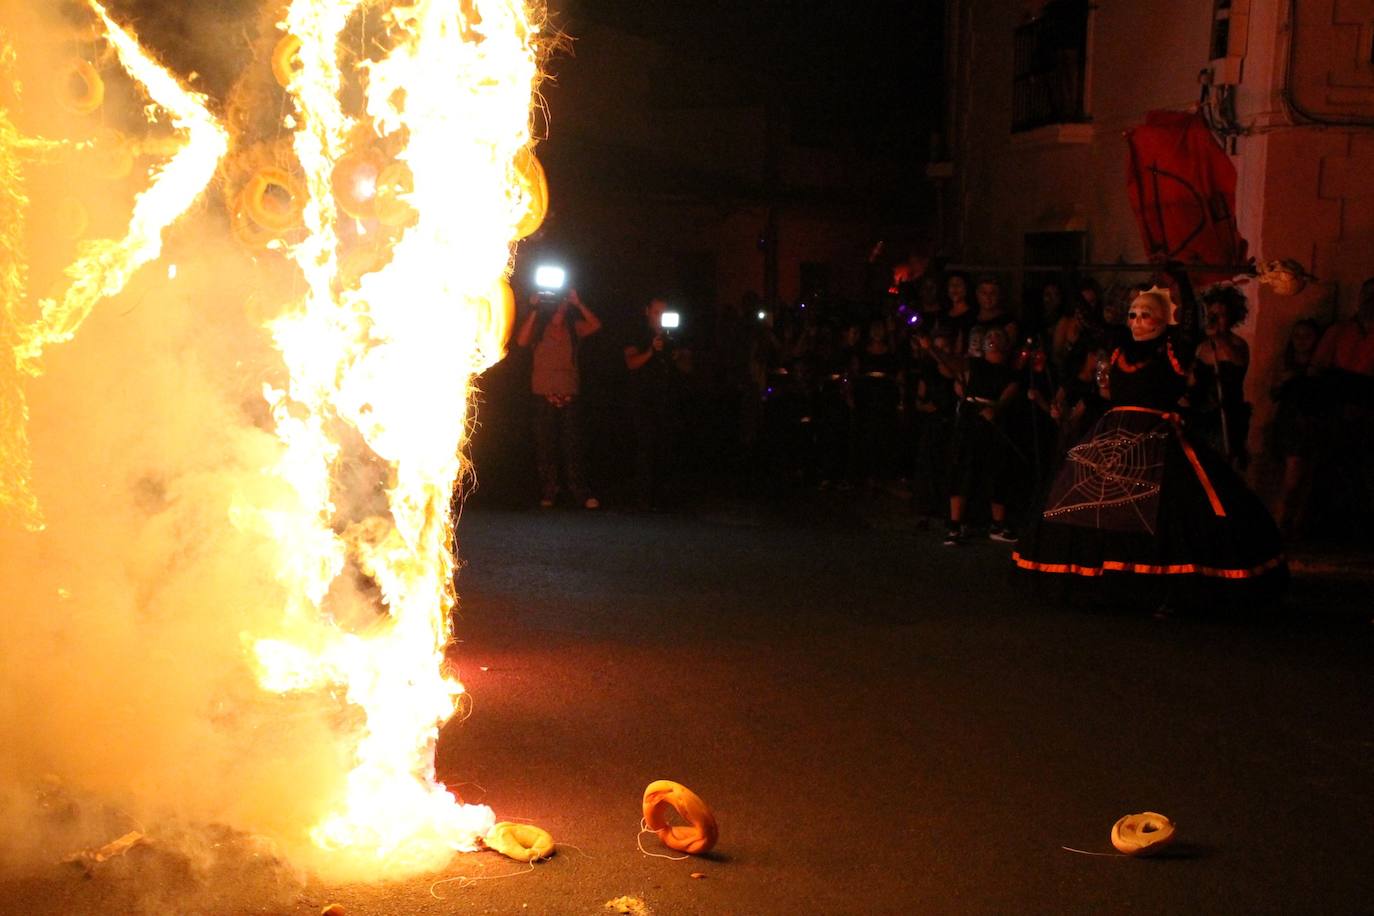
top-left (719, 267), bottom-right (1374, 545)
top-left (506, 264), bottom-right (1374, 549)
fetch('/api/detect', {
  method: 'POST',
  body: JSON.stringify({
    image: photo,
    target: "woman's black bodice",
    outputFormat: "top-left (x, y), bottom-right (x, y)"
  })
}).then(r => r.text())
top-left (1109, 332), bottom-right (1189, 412)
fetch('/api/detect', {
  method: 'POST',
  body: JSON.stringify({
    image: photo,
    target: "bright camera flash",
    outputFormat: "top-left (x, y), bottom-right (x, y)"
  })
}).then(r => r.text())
top-left (533, 265), bottom-right (566, 290)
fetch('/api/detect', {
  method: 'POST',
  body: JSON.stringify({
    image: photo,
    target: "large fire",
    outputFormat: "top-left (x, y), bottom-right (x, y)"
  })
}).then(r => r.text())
top-left (1, 0), bottom-right (546, 881)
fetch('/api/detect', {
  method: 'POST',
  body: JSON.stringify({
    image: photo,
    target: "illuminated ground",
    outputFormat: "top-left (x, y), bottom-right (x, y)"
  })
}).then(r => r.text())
top-left (3, 501), bottom-right (1372, 913)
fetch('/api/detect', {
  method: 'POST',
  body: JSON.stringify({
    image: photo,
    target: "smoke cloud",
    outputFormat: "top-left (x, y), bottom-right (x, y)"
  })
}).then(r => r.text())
top-left (0, 0), bottom-right (391, 892)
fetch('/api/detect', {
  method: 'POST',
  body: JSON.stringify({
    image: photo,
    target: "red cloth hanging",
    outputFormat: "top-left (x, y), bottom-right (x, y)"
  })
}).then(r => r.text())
top-left (1125, 111), bottom-right (1248, 285)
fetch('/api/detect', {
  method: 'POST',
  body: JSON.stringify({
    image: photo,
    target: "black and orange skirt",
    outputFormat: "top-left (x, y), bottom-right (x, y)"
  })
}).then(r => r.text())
top-left (1013, 407), bottom-right (1285, 583)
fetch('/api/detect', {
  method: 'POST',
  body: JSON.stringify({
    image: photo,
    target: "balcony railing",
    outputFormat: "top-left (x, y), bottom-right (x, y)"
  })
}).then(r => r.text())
top-left (1012, 0), bottom-right (1091, 133)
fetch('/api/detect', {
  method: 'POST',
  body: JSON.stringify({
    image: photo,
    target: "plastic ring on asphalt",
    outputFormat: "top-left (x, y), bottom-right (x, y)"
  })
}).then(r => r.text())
top-left (642, 780), bottom-right (718, 855)
top-left (1111, 812), bottom-right (1176, 856)
top-left (484, 822), bottom-right (555, 861)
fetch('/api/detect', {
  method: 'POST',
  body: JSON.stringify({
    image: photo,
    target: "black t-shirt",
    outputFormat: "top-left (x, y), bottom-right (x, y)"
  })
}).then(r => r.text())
top-left (971, 310), bottom-right (1019, 347)
top-left (626, 326), bottom-right (679, 399)
top-left (965, 358), bottom-right (1018, 403)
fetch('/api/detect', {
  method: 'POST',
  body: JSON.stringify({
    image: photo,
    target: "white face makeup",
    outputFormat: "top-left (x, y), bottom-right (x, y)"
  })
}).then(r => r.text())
top-left (1127, 295), bottom-right (1168, 341)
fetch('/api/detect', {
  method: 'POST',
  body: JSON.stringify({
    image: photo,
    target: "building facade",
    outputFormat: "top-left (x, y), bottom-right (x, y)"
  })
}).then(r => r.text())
top-left (935, 0), bottom-right (1374, 440)
top-left (531, 14), bottom-right (938, 329)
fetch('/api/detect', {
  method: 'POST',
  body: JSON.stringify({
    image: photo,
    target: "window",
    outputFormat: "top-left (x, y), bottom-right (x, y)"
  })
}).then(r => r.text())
top-left (1210, 0), bottom-right (1232, 61)
top-left (1012, 0), bottom-right (1092, 133)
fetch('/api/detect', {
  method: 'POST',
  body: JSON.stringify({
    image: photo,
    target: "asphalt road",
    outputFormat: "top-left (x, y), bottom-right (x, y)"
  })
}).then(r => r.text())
top-left (6, 499), bottom-right (1373, 914)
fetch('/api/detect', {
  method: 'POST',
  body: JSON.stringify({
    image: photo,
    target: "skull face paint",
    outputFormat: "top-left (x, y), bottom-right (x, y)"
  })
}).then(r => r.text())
top-left (1127, 292), bottom-right (1170, 341)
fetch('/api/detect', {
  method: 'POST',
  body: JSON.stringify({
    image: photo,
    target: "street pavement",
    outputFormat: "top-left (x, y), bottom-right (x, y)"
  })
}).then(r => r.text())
top-left (5, 498), bottom-right (1372, 914)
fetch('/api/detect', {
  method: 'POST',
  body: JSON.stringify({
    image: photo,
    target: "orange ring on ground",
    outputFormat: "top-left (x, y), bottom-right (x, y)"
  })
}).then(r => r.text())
top-left (484, 822), bottom-right (555, 862)
top-left (272, 34), bottom-right (303, 89)
top-left (244, 167), bottom-right (305, 231)
top-left (58, 60), bottom-right (104, 115)
top-left (1111, 812), bottom-right (1176, 856)
top-left (642, 780), bottom-right (718, 855)
top-left (513, 147), bottom-right (547, 240)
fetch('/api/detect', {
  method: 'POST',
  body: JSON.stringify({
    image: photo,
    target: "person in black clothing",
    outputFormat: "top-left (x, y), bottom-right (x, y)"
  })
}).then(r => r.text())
top-left (971, 275), bottom-right (1020, 350)
top-left (919, 326), bottom-right (1022, 545)
top-left (1012, 277), bottom-right (1286, 603)
top-left (1189, 284), bottom-right (1252, 469)
top-left (1267, 318), bottom-right (1324, 536)
top-left (809, 322), bottom-right (853, 489)
top-left (852, 317), bottom-right (904, 490)
top-left (910, 325), bottom-right (960, 525)
top-left (624, 297), bottom-right (689, 510)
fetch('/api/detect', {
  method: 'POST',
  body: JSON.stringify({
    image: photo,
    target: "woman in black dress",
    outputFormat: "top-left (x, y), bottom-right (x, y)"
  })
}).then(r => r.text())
top-left (1012, 279), bottom-right (1285, 599)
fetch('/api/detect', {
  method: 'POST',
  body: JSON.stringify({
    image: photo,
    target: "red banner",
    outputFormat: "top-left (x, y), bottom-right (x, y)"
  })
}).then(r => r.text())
top-left (1125, 111), bottom-right (1248, 285)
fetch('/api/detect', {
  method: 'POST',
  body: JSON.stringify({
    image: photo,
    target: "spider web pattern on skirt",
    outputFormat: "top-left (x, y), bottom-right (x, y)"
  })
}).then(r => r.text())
top-left (1043, 423), bottom-right (1170, 534)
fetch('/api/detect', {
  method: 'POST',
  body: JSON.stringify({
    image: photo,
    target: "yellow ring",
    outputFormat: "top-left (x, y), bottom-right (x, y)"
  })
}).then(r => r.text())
top-left (1110, 812), bottom-right (1176, 856)
top-left (332, 147), bottom-right (386, 221)
top-left (272, 34), bottom-right (303, 89)
top-left (374, 161), bottom-right (417, 228)
top-left (244, 167), bottom-right (305, 231)
top-left (58, 59), bottom-right (104, 115)
top-left (513, 148), bottom-right (547, 240)
top-left (230, 188), bottom-right (281, 251)
top-left (484, 822), bottom-right (555, 862)
top-left (90, 128), bottom-right (134, 181)
top-left (642, 780), bottom-right (718, 855)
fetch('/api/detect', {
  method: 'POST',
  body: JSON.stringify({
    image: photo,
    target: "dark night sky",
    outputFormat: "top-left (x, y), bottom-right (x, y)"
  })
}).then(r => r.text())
top-left (561, 0), bottom-right (946, 156)
top-left (97, 0), bottom-right (945, 160)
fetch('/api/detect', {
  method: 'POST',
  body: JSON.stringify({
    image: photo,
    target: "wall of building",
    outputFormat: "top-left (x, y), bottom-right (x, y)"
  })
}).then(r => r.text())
top-left (535, 21), bottom-right (928, 324)
top-left (951, 0), bottom-right (1214, 271)
top-left (946, 0), bottom-right (1374, 460)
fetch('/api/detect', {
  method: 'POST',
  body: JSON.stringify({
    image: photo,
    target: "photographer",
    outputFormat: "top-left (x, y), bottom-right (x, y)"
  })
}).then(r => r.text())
top-left (624, 297), bottom-right (691, 510)
top-left (515, 285), bottom-right (602, 509)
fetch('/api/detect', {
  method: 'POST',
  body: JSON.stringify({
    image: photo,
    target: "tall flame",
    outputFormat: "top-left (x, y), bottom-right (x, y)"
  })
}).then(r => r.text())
top-left (2, 4), bottom-right (226, 528)
top-left (0, 42), bottom-right (38, 526)
top-left (243, 0), bottom-right (540, 876)
top-left (12, 0), bottom-right (228, 374)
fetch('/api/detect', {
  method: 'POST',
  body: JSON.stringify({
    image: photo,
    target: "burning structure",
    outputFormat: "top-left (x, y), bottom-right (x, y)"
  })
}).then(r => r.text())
top-left (1, 0), bottom-right (548, 882)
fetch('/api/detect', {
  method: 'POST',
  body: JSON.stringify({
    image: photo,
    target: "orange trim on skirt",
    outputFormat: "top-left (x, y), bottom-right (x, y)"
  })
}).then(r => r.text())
top-left (1012, 551), bottom-right (1285, 579)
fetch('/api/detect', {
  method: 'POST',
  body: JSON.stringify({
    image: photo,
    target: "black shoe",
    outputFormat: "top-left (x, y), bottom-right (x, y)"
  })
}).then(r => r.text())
top-left (989, 525), bottom-right (1018, 543)
top-left (942, 525), bottom-right (962, 546)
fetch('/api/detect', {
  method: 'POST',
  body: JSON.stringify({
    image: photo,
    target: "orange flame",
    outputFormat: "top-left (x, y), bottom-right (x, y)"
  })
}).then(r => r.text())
top-left (242, 0), bottom-right (542, 876)
top-left (2, 4), bottom-right (226, 529)
top-left (13, 0), bottom-right (228, 374)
